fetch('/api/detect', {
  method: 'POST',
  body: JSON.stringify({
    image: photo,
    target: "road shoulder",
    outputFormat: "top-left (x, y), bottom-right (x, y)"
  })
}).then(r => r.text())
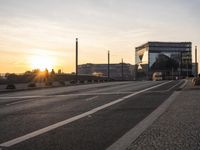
top-left (127, 79), bottom-right (200, 150)
top-left (107, 80), bottom-right (184, 150)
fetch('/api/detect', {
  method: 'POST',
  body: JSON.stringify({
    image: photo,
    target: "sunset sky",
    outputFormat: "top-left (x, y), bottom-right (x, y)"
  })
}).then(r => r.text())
top-left (0, 0), bottom-right (200, 73)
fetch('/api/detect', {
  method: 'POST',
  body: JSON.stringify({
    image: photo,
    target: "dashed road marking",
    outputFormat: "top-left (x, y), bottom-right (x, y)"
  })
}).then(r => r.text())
top-left (85, 96), bottom-right (98, 101)
top-left (1, 92), bottom-right (132, 100)
top-left (6, 99), bottom-right (33, 106)
top-left (3, 93), bottom-right (132, 106)
top-left (0, 96), bottom-right (44, 99)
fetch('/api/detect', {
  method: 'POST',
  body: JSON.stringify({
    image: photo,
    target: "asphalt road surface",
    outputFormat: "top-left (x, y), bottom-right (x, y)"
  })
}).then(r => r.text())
top-left (0, 80), bottom-right (184, 150)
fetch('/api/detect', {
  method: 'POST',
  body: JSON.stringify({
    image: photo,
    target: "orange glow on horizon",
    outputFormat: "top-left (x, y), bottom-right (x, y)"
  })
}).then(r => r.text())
top-left (29, 54), bottom-right (56, 71)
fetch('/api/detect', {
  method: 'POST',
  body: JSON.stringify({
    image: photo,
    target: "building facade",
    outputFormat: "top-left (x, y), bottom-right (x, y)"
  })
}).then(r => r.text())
top-left (78, 63), bottom-right (134, 80)
top-left (135, 42), bottom-right (192, 80)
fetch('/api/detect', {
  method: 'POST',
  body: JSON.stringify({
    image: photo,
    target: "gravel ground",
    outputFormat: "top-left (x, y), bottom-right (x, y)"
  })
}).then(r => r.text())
top-left (127, 80), bottom-right (200, 150)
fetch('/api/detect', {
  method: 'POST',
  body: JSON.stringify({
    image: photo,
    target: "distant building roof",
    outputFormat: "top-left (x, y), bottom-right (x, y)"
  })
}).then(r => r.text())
top-left (136, 41), bottom-right (192, 50)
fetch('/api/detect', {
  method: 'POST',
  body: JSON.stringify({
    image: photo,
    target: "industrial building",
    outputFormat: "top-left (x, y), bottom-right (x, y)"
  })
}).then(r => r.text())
top-left (78, 63), bottom-right (134, 80)
top-left (135, 42), bottom-right (192, 80)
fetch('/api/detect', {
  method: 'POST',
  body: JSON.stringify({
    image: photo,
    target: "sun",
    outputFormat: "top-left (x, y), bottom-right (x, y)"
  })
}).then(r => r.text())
top-left (30, 54), bottom-right (55, 71)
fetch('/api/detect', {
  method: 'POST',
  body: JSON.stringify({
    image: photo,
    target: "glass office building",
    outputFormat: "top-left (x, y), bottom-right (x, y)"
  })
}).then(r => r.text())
top-left (135, 42), bottom-right (192, 80)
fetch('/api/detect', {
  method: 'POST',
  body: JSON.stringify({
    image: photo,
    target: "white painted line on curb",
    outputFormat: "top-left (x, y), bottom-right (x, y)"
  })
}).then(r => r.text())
top-left (0, 81), bottom-right (172, 148)
top-left (106, 91), bottom-right (180, 150)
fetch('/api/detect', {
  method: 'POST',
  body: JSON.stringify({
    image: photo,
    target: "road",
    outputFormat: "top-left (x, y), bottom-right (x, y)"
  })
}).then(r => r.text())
top-left (0, 80), bottom-right (184, 150)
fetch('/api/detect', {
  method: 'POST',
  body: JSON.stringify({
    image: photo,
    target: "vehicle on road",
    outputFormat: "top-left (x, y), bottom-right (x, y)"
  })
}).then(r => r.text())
top-left (152, 72), bottom-right (163, 81)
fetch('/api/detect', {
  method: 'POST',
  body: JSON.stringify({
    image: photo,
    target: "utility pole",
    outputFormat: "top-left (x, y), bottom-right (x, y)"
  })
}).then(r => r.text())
top-left (187, 55), bottom-right (189, 78)
top-left (178, 52), bottom-right (181, 80)
top-left (108, 51), bottom-right (110, 81)
top-left (121, 58), bottom-right (124, 81)
top-left (76, 38), bottom-right (78, 83)
top-left (180, 52), bottom-right (182, 77)
top-left (195, 46), bottom-right (198, 77)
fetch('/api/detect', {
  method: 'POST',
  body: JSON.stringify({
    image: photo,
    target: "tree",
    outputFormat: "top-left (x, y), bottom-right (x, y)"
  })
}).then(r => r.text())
top-left (50, 69), bottom-right (55, 76)
top-left (44, 68), bottom-right (49, 79)
top-left (58, 69), bottom-right (62, 74)
top-left (24, 71), bottom-right (32, 75)
top-left (32, 69), bottom-right (40, 75)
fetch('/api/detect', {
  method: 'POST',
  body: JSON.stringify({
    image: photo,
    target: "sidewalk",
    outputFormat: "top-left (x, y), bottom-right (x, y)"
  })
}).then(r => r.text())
top-left (127, 80), bottom-right (200, 150)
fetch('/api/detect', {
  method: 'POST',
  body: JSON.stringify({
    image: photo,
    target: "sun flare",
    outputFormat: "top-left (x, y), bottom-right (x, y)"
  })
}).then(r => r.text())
top-left (30, 54), bottom-right (55, 71)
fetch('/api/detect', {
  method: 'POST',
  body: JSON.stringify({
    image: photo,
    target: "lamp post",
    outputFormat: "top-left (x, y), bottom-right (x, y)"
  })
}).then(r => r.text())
top-left (195, 46), bottom-right (198, 77)
top-left (76, 38), bottom-right (78, 83)
top-left (187, 54), bottom-right (189, 77)
top-left (121, 58), bottom-right (124, 81)
top-left (108, 51), bottom-right (110, 81)
top-left (178, 53), bottom-right (181, 79)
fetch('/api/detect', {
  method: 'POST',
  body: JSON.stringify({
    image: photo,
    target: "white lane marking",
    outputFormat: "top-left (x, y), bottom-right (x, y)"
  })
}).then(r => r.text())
top-left (106, 91), bottom-right (180, 150)
top-left (147, 80), bottom-right (183, 93)
top-left (1, 92), bottom-right (132, 100)
top-left (0, 96), bottom-right (45, 99)
top-left (55, 92), bottom-right (132, 97)
top-left (0, 81), bottom-right (172, 148)
top-left (85, 96), bottom-right (98, 101)
top-left (3, 93), bottom-right (132, 106)
top-left (179, 79), bottom-right (188, 89)
top-left (165, 79), bottom-right (187, 91)
top-left (6, 100), bottom-right (34, 106)
top-left (165, 80), bottom-right (182, 91)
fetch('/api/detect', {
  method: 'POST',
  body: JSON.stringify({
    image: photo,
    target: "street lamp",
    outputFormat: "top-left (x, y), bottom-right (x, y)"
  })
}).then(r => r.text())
top-left (187, 54), bottom-right (189, 77)
top-left (108, 51), bottom-right (110, 81)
